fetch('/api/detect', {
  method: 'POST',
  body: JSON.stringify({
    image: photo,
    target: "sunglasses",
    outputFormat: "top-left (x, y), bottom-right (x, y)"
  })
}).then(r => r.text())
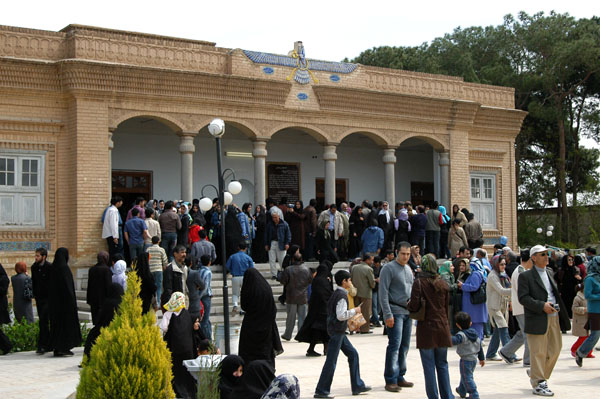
top-left (535, 252), bottom-right (548, 257)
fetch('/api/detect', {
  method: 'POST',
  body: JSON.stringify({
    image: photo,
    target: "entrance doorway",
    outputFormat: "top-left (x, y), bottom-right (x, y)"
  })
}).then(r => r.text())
top-left (315, 178), bottom-right (348, 210)
top-left (410, 181), bottom-right (434, 207)
top-left (112, 170), bottom-right (153, 220)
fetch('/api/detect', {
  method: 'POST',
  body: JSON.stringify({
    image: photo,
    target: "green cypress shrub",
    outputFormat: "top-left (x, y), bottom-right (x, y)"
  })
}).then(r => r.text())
top-left (77, 270), bottom-right (174, 398)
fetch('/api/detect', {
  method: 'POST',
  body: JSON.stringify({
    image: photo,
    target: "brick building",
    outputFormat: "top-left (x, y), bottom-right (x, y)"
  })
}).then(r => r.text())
top-left (0, 24), bottom-right (526, 267)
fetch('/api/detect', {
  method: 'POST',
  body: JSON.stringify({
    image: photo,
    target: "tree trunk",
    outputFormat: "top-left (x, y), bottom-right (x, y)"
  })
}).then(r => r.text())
top-left (557, 102), bottom-right (569, 243)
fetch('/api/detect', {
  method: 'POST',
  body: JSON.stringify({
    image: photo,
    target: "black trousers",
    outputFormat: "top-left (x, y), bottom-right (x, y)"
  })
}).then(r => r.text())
top-left (37, 299), bottom-right (51, 351)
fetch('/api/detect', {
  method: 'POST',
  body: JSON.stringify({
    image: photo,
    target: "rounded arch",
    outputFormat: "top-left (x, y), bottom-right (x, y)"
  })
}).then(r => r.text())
top-left (398, 134), bottom-right (448, 152)
top-left (267, 124), bottom-right (330, 144)
top-left (338, 129), bottom-right (391, 147)
top-left (112, 112), bottom-right (185, 133)
top-left (195, 117), bottom-right (258, 140)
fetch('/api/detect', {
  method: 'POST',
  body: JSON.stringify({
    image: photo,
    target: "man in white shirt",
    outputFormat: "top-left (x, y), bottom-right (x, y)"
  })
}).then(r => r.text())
top-left (102, 196), bottom-right (123, 257)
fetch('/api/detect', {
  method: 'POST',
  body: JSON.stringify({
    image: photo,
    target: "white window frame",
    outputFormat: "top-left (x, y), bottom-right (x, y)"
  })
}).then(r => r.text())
top-left (0, 150), bottom-right (45, 229)
top-left (469, 172), bottom-right (496, 230)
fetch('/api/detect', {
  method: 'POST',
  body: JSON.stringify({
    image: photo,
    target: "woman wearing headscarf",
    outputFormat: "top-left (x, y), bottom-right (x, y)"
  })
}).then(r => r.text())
top-left (219, 354), bottom-right (245, 399)
top-left (457, 255), bottom-right (488, 340)
top-left (349, 205), bottom-right (366, 259)
top-left (186, 265), bottom-right (206, 321)
top-left (316, 219), bottom-right (337, 264)
top-left (451, 204), bottom-right (468, 227)
top-left (448, 219), bottom-right (468, 259)
top-left (48, 248), bottom-right (81, 357)
top-left (239, 268), bottom-right (283, 368)
top-left (394, 209), bottom-right (411, 246)
top-left (439, 260), bottom-right (457, 333)
top-left (575, 256), bottom-right (600, 367)
top-left (556, 254), bottom-right (581, 319)
top-left (408, 244), bottom-right (422, 273)
top-left (111, 259), bottom-right (127, 291)
top-left (135, 252), bottom-right (157, 314)
top-left (261, 374), bottom-right (300, 399)
top-left (0, 263), bottom-right (9, 326)
top-left (83, 282), bottom-right (124, 358)
top-left (11, 261), bottom-right (34, 323)
top-left (159, 291), bottom-right (197, 399)
top-left (485, 255), bottom-right (515, 361)
top-left (407, 254), bottom-right (453, 399)
top-left (225, 205), bottom-right (243, 261)
top-left (286, 200), bottom-right (306, 252)
top-left (253, 205), bottom-right (268, 263)
top-left (438, 206), bottom-right (451, 259)
top-left (86, 251), bottom-right (112, 325)
top-left (230, 359), bottom-right (276, 399)
top-left (295, 264), bottom-right (333, 356)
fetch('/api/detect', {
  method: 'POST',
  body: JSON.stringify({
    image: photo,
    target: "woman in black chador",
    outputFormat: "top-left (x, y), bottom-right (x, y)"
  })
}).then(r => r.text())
top-left (238, 268), bottom-right (283, 368)
top-left (83, 282), bottom-right (124, 359)
top-left (135, 252), bottom-right (157, 314)
top-left (48, 247), bottom-right (81, 357)
top-left (225, 205), bottom-right (243, 260)
top-left (295, 264), bottom-right (333, 356)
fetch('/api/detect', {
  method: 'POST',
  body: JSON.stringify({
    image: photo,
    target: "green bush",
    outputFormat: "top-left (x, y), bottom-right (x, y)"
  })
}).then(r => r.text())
top-left (0, 318), bottom-right (90, 354)
top-left (77, 270), bottom-right (175, 399)
top-left (197, 363), bottom-right (221, 399)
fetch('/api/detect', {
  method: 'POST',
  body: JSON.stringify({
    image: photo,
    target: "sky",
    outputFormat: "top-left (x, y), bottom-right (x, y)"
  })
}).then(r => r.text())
top-left (2, 0), bottom-right (597, 62)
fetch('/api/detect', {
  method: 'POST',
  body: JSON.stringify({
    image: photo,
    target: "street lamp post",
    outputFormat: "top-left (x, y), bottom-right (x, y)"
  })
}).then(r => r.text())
top-left (199, 118), bottom-right (242, 355)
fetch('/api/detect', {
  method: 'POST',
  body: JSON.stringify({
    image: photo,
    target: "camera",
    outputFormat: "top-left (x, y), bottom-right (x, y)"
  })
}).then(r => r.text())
top-left (552, 303), bottom-right (560, 312)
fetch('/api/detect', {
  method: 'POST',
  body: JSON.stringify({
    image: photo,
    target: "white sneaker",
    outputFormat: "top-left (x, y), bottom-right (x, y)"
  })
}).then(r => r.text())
top-left (533, 382), bottom-right (554, 396)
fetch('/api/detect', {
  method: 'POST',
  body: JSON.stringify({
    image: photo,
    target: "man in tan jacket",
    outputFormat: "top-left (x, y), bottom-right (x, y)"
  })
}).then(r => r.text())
top-left (351, 254), bottom-right (376, 334)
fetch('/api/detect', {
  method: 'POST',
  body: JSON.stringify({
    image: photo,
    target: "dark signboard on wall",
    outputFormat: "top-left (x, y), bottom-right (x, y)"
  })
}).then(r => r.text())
top-left (267, 162), bottom-right (300, 204)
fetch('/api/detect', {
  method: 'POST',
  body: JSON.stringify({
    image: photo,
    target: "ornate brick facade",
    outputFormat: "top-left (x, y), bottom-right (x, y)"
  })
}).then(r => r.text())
top-left (0, 24), bottom-right (526, 267)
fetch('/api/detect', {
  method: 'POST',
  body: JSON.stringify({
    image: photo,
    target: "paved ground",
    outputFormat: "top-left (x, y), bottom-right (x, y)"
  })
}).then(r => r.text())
top-left (1, 327), bottom-right (599, 398)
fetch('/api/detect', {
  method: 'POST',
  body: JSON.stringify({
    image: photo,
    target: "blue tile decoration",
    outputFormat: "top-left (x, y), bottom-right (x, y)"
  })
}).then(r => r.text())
top-left (297, 92), bottom-right (308, 101)
top-left (243, 44), bottom-right (357, 85)
top-left (263, 67), bottom-right (274, 75)
top-left (0, 241), bottom-right (51, 251)
top-left (330, 74), bottom-right (340, 82)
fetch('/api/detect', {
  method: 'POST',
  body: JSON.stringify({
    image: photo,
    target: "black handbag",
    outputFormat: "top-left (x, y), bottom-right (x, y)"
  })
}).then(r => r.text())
top-left (408, 279), bottom-right (427, 321)
top-left (470, 281), bottom-right (486, 305)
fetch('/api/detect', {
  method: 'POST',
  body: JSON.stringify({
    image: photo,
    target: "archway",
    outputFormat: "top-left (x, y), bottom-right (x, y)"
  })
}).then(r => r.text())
top-left (395, 137), bottom-right (438, 208)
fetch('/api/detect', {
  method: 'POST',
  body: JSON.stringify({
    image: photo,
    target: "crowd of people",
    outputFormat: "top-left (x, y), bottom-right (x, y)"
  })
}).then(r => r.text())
top-left (1, 193), bottom-right (600, 398)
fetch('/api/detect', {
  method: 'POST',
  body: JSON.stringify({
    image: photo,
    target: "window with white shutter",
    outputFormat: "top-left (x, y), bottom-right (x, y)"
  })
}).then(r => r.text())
top-left (470, 173), bottom-right (496, 229)
top-left (0, 151), bottom-right (45, 228)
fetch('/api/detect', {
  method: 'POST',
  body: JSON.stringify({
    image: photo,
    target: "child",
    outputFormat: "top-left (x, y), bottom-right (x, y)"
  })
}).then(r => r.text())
top-left (452, 311), bottom-right (485, 399)
top-left (314, 270), bottom-right (371, 398)
top-left (571, 282), bottom-right (594, 358)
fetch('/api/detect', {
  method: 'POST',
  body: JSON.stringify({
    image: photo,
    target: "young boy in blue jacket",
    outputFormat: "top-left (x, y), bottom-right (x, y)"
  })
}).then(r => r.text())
top-left (452, 311), bottom-right (485, 399)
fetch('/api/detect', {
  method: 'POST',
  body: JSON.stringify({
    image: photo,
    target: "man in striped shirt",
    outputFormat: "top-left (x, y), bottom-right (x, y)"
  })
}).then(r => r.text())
top-left (146, 235), bottom-right (168, 303)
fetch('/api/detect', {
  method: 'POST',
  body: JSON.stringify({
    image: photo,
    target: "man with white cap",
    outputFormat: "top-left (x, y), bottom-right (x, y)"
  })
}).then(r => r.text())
top-left (518, 245), bottom-right (569, 397)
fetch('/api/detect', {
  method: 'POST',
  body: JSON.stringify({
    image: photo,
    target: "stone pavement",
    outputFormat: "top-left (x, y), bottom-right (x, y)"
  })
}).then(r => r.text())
top-left (0, 329), bottom-right (599, 399)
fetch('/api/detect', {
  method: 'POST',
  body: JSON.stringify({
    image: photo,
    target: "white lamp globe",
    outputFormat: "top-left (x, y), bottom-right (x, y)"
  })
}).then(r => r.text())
top-left (548, 225), bottom-right (554, 231)
top-left (228, 180), bottom-right (242, 195)
top-left (223, 191), bottom-right (233, 206)
top-left (199, 197), bottom-right (213, 212)
top-left (536, 227), bottom-right (543, 234)
top-left (546, 230), bottom-right (553, 237)
top-left (207, 118), bottom-right (225, 138)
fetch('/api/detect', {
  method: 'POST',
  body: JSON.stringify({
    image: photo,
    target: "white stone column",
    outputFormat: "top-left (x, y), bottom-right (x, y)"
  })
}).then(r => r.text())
top-left (108, 129), bottom-right (114, 198)
top-left (382, 147), bottom-right (397, 207)
top-left (439, 151), bottom-right (450, 208)
top-left (323, 144), bottom-right (337, 206)
top-left (252, 139), bottom-right (268, 206)
top-left (178, 133), bottom-right (196, 202)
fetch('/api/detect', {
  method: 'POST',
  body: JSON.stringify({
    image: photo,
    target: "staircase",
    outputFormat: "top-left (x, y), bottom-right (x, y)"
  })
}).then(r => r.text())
top-left (75, 261), bottom-right (352, 330)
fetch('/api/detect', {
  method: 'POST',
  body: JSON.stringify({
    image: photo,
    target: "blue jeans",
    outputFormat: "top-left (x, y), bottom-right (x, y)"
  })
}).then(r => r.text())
top-left (457, 359), bottom-right (479, 399)
top-left (161, 232), bottom-right (177, 261)
top-left (129, 243), bottom-right (144, 261)
top-left (486, 326), bottom-right (513, 359)
top-left (577, 329), bottom-right (600, 357)
top-left (371, 291), bottom-right (380, 323)
top-left (384, 313), bottom-right (412, 384)
top-left (200, 296), bottom-right (212, 340)
top-left (419, 347), bottom-right (454, 399)
top-left (152, 271), bottom-right (163, 306)
top-left (315, 333), bottom-right (366, 395)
